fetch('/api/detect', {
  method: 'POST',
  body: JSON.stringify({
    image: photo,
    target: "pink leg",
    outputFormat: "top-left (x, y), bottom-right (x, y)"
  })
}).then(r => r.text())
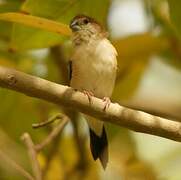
top-left (83, 90), bottom-right (94, 104)
top-left (102, 97), bottom-right (111, 111)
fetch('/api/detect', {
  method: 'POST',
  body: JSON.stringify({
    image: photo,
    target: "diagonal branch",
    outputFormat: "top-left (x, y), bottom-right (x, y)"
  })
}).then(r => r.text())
top-left (32, 113), bottom-right (63, 129)
top-left (21, 133), bottom-right (42, 180)
top-left (0, 66), bottom-right (181, 142)
top-left (34, 116), bottom-right (69, 151)
top-left (0, 149), bottom-right (34, 180)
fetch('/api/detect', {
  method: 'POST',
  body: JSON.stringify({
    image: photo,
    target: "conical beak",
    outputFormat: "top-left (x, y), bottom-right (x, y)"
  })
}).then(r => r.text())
top-left (69, 21), bottom-right (81, 32)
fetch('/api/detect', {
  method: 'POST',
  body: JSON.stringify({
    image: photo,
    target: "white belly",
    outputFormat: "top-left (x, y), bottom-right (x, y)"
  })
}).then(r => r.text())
top-left (70, 38), bottom-right (117, 98)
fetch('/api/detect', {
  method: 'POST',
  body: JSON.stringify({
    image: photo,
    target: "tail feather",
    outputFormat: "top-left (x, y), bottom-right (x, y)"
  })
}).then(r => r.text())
top-left (89, 126), bottom-right (108, 169)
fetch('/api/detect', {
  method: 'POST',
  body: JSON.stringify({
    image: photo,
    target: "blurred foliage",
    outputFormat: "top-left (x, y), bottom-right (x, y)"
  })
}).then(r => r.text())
top-left (11, 0), bottom-right (109, 50)
top-left (167, 0), bottom-right (181, 40)
top-left (0, 0), bottom-right (180, 179)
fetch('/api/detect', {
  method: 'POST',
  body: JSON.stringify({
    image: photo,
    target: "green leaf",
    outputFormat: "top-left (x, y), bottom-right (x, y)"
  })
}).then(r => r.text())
top-left (0, 12), bottom-right (71, 50)
top-left (0, 1), bottom-right (21, 40)
top-left (10, 0), bottom-right (110, 50)
top-left (0, 12), bottom-right (70, 50)
top-left (168, 0), bottom-right (181, 39)
top-left (22, 0), bottom-right (109, 25)
top-left (0, 13), bottom-right (71, 36)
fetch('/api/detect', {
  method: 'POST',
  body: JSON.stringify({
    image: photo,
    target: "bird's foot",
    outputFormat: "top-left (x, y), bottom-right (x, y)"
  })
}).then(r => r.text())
top-left (83, 90), bottom-right (94, 104)
top-left (102, 97), bottom-right (111, 111)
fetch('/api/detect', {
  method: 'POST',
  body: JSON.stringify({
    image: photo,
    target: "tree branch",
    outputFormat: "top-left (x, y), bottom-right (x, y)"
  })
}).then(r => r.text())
top-left (0, 149), bottom-right (34, 180)
top-left (34, 116), bottom-right (69, 151)
top-left (32, 113), bottom-right (63, 129)
top-left (21, 133), bottom-right (42, 180)
top-left (0, 66), bottom-right (181, 142)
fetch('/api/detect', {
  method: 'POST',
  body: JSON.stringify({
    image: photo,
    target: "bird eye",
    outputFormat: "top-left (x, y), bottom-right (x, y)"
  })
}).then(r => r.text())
top-left (83, 19), bottom-right (89, 24)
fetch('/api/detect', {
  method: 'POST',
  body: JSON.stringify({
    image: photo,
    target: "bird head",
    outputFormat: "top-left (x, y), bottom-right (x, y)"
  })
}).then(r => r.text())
top-left (70, 15), bottom-right (106, 36)
top-left (69, 15), bottom-right (108, 45)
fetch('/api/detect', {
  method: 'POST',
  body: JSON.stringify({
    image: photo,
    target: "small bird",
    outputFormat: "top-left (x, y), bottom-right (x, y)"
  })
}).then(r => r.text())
top-left (69, 15), bottom-right (117, 169)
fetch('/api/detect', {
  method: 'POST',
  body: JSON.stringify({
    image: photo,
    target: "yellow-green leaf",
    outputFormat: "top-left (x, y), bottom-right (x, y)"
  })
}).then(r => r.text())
top-left (0, 12), bottom-right (71, 36)
top-left (168, 0), bottom-right (181, 39)
top-left (113, 33), bottom-right (169, 65)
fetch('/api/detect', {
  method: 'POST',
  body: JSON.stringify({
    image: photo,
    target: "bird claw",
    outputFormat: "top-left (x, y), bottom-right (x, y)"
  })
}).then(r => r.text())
top-left (83, 90), bottom-right (94, 104)
top-left (102, 97), bottom-right (111, 111)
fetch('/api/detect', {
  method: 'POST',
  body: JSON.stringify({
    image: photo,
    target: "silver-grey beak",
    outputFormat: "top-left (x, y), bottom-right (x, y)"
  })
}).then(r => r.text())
top-left (70, 21), bottom-right (80, 32)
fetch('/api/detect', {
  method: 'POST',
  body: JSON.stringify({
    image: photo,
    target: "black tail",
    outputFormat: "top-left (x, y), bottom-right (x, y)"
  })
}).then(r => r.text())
top-left (89, 126), bottom-right (108, 169)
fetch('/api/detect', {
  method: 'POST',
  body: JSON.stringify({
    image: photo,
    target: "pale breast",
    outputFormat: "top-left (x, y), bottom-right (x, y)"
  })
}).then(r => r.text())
top-left (70, 38), bottom-right (117, 98)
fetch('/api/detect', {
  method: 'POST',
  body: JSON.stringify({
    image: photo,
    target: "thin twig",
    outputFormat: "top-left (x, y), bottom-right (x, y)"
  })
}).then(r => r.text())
top-left (35, 117), bottom-right (69, 152)
top-left (32, 113), bottom-right (62, 129)
top-left (21, 133), bottom-right (42, 180)
top-left (41, 131), bottom-right (64, 178)
top-left (40, 45), bottom-right (70, 178)
top-left (0, 149), bottom-right (34, 180)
